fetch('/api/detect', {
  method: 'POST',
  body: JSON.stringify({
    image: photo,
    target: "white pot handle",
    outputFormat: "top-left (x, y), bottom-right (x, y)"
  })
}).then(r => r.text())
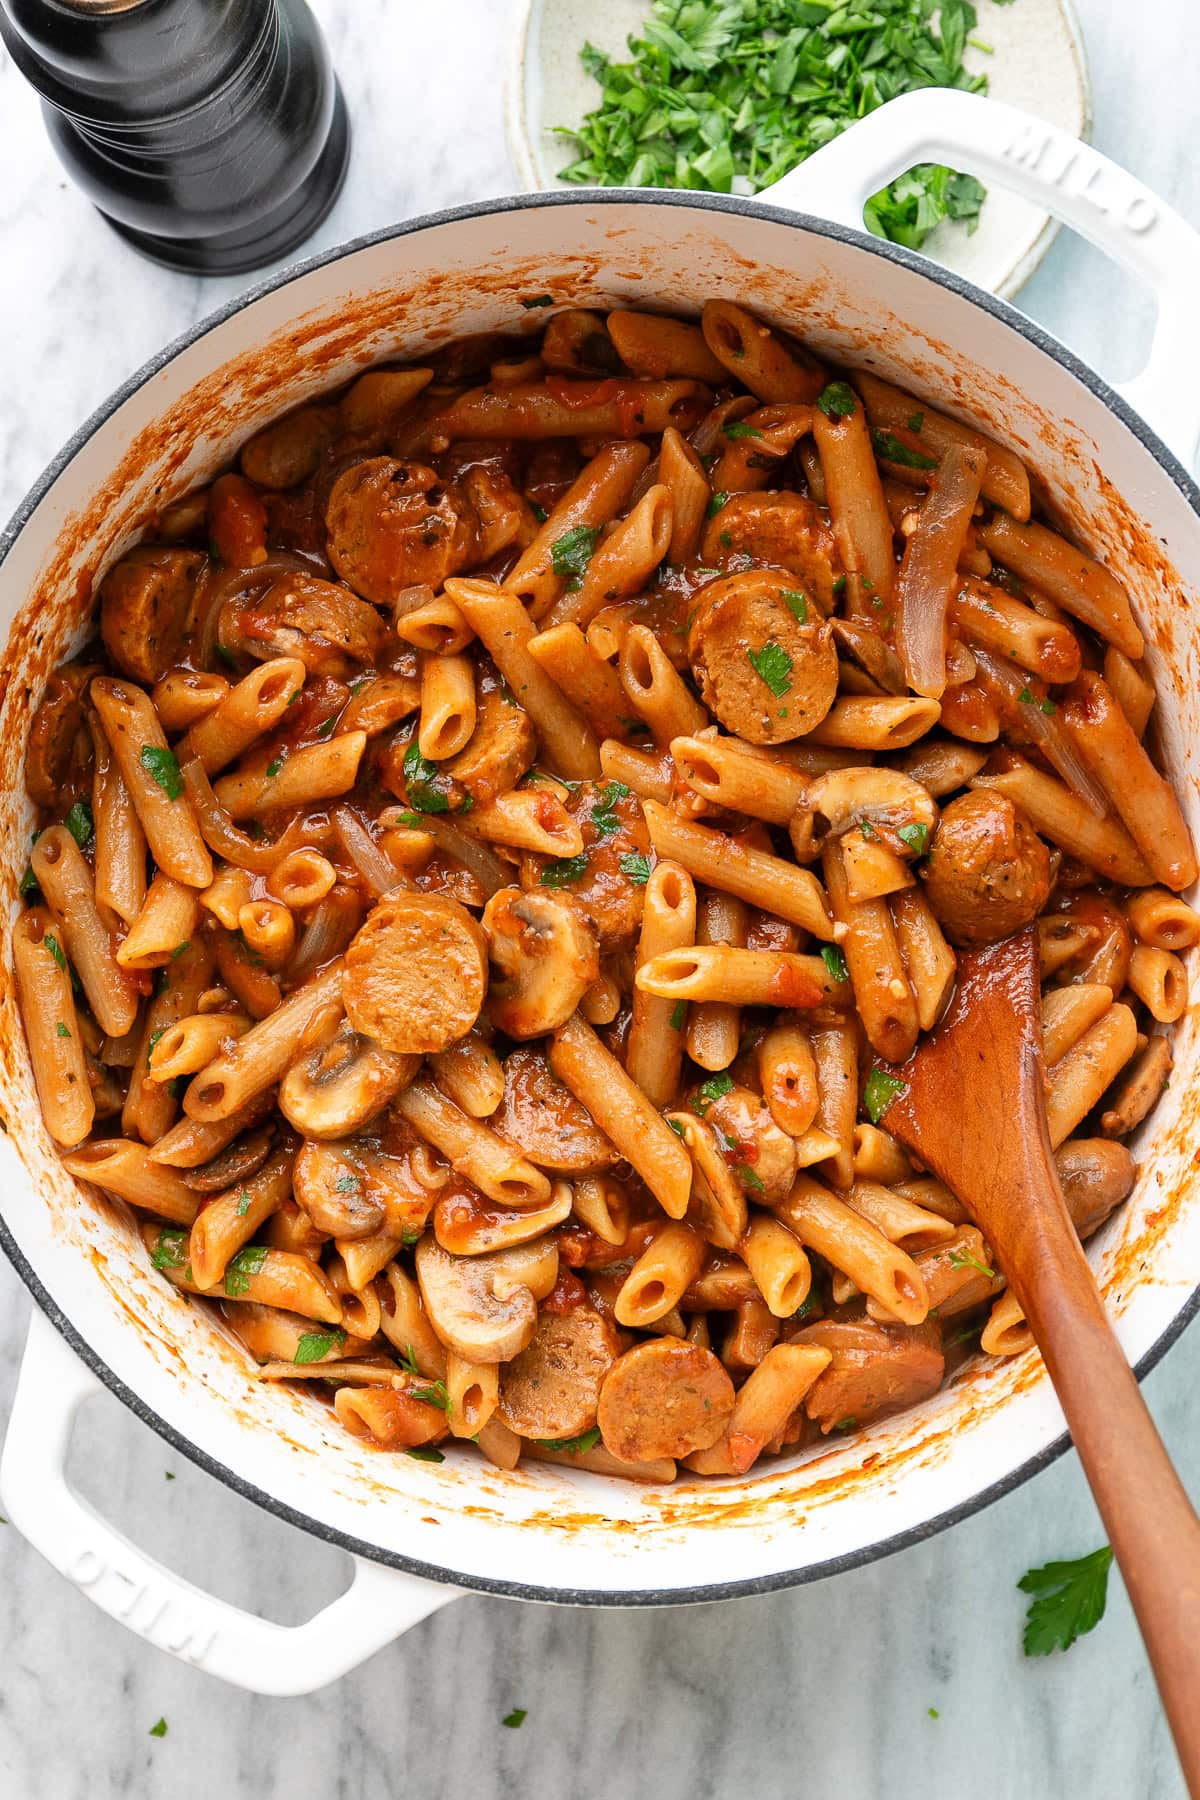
top-left (760, 88), bottom-right (1200, 471)
top-left (0, 1309), bottom-right (463, 1694)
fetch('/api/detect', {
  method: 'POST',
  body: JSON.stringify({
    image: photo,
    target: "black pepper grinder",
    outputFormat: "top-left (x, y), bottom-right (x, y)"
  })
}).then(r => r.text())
top-left (0, 0), bottom-right (351, 274)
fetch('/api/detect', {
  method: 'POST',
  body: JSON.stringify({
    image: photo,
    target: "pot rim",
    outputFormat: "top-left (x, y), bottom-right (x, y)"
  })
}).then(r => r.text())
top-left (2, 185), bottom-right (1198, 1607)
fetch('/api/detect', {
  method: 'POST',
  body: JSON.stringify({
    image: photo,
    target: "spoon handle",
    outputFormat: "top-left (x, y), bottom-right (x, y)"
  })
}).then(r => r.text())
top-left (1015, 1184), bottom-right (1200, 1798)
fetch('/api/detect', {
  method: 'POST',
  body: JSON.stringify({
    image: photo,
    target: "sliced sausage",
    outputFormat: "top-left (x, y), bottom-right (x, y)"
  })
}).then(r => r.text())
top-left (325, 458), bottom-right (476, 603)
top-left (520, 778), bottom-right (652, 949)
top-left (494, 1048), bottom-right (618, 1172)
top-left (687, 566), bottom-right (838, 746)
top-left (240, 403), bottom-right (338, 489)
top-left (343, 891), bottom-right (487, 1055)
top-left (796, 1319), bottom-right (944, 1433)
top-left (26, 660), bottom-right (102, 807)
top-left (597, 1338), bottom-right (734, 1462)
top-left (922, 789), bottom-right (1052, 949)
top-left (701, 491), bottom-right (843, 609)
top-left (99, 546), bottom-right (205, 684)
top-left (705, 1084), bottom-right (797, 1204)
top-left (444, 674), bottom-right (537, 804)
top-left (498, 1306), bottom-right (621, 1440)
top-left (220, 572), bottom-right (387, 677)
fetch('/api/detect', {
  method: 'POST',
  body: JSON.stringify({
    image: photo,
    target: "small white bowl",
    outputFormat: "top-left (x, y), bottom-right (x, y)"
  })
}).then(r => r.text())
top-left (505, 0), bottom-right (1091, 299)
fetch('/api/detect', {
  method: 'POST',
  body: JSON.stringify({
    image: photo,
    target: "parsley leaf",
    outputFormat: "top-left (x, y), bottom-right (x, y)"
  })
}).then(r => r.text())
top-left (405, 1446), bottom-right (445, 1463)
top-left (897, 822), bottom-right (929, 856)
top-left (539, 1426), bottom-right (601, 1454)
top-left (1018, 1547), bottom-right (1113, 1656)
top-left (669, 999), bottom-right (686, 1030)
top-left (502, 1708), bottom-right (528, 1729)
top-left (146, 1026), bottom-right (167, 1067)
top-left (224, 1244), bottom-right (268, 1297)
top-left (540, 853), bottom-right (589, 887)
top-left (151, 1229), bottom-right (188, 1272)
top-left (148, 1718), bottom-right (168, 1739)
top-left (215, 643), bottom-right (237, 669)
top-left (399, 1225), bottom-right (423, 1248)
top-left (908, 412), bottom-right (925, 433)
top-left (817, 381), bottom-right (857, 420)
top-left (724, 421), bottom-right (763, 441)
top-left (737, 1164), bottom-right (765, 1193)
top-left (747, 640), bottom-right (792, 698)
top-left (45, 933), bottom-right (67, 973)
top-left (821, 944), bottom-right (849, 984)
top-left (294, 1328), bottom-right (346, 1365)
top-left (620, 852), bottom-right (652, 885)
top-left (551, 524), bottom-right (601, 591)
top-left (402, 739), bottom-right (455, 814)
top-left (235, 1189), bottom-right (252, 1217)
top-left (666, 1116), bottom-right (686, 1137)
top-left (64, 800), bottom-right (94, 849)
top-left (265, 750), bottom-right (287, 779)
top-left (871, 429), bottom-right (937, 471)
top-left (949, 1246), bottom-right (997, 1281)
top-left (56, 1021), bottom-right (71, 1038)
top-left (782, 590), bottom-right (808, 624)
top-left (691, 1071), bottom-right (733, 1114)
top-left (410, 1380), bottom-right (451, 1412)
top-left (591, 778), bottom-right (630, 838)
top-left (139, 745), bottom-right (183, 800)
top-left (864, 1068), bottom-right (907, 1125)
top-left (397, 1344), bottom-right (421, 1377)
top-left (315, 714), bottom-right (339, 740)
top-left (706, 491), bottom-right (729, 518)
top-left (18, 864), bottom-right (39, 900)
top-left (1018, 686), bottom-right (1035, 705)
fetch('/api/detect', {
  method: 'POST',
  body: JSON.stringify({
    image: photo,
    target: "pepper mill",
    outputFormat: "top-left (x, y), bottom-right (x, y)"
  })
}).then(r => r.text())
top-left (0, 0), bottom-right (351, 274)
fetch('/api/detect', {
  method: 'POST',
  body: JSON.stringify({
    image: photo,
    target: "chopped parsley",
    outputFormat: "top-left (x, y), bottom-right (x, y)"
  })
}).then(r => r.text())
top-left (539, 1426), bottom-right (601, 1454)
top-left (294, 1327), bottom-right (346, 1365)
top-left (45, 933), bottom-right (67, 973)
top-left (821, 945), bottom-right (849, 984)
top-left (148, 1718), bottom-right (168, 1739)
top-left (832, 574), bottom-right (847, 597)
top-left (620, 852), bottom-right (652, 885)
top-left (215, 643), bottom-right (237, 669)
top-left (870, 429), bottom-right (937, 471)
top-left (782, 590), bottom-right (808, 624)
top-left (335, 1172), bottom-right (361, 1193)
top-left (540, 853), bottom-right (589, 887)
top-left (531, 502), bottom-right (549, 523)
top-left (265, 751), bottom-right (286, 780)
top-left (927, 1706), bottom-right (940, 1720)
top-left (747, 640), bottom-right (792, 698)
top-left (521, 294), bottom-right (554, 308)
top-left (550, 523), bottom-right (601, 591)
top-left (691, 1071), bottom-right (733, 1114)
top-left (235, 1189), bottom-right (252, 1217)
top-left (64, 800), bottom-right (94, 849)
top-left (315, 714), bottom-right (339, 740)
top-left (706, 491), bottom-right (730, 518)
top-left (908, 411), bottom-right (926, 433)
top-left (897, 822), bottom-right (929, 856)
top-left (399, 1224), bottom-right (423, 1248)
top-left (591, 778), bottom-right (630, 838)
top-left (151, 1229), bottom-right (188, 1271)
top-left (817, 381), bottom-right (857, 420)
top-left (402, 740), bottom-right (455, 814)
top-left (1018, 1546), bottom-right (1113, 1656)
top-left (139, 745), bottom-right (184, 800)
top-left (224, 1244), bottom-right (268, 1298)
top-left (737, 1165), bottom-right (766, 1193)
top-left (666, 1116), bottom-right (686, 1137)
top-left (405, 1446), bottom-right (445, 1463)
top-left (146, 1026), bottom-right (167, 1066)
top-left (724, 421), bottom-right (763, 441)
top-left (554, 1), bottom-right (991, 253)
top-left (669, 1000), bottom-right (686, 1030)
top-left (391, 810), bottom-right (424, 829)
top-left (411, 1379), bottom-right (451, 1412)
top-left (56, 1021), bottom-right (71, 1039)
top-left (170, 941), bottom-right (191, 960)
top-left (949, 1246), bottom-right (996, 1281)
top-left (502, 1708), bottom-right (528, 1729)
top-left (863, 1067), bottom-right (907, 1125)
top-left (397, 1345), bottom-right (421, 1377)
top-left (18, 864), bottom-right (39, 900)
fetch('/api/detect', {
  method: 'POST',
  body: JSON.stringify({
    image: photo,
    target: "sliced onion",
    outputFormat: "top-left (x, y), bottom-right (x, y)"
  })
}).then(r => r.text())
top-left (418, 813), bottom-right (508, 897)
top-left (182, 757), bottom-right (309, 872)
top-left (970, 646), bottom-right (1109, 816)
top-left (191, 553), bottom-right (314, 670)
top-left (332, 805), bottom-right (411, 896)
top-left (288, 887), bottom-right (363, 984)
top-left (895, 444), bottom-right (986, 700)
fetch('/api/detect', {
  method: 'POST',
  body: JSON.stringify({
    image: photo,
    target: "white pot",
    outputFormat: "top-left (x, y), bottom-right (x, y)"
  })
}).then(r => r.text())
top-left (2, 90), bottom-right (1199, 1697)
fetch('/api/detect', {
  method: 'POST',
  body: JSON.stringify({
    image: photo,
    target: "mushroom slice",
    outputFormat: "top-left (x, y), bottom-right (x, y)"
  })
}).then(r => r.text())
top-left (804, 766), bottom-right (937, 856)
top-left (492, 1047), bottom-right (618, 1172)
top-left (279, 1021), bottom-right (418, 1139)
top-left (415, 1237), bottom-right (556, 1363)
top-left (433, 1180), bottom-right (572, 1256)
top-left (178, 1125), bottom-right (276, 1193)
top-left (483, 886), bottom-right (599, 1039)
top-left (27, 661), bottom-right (102, 807)
top-left (294, 1135), bottom-right (432, 1242)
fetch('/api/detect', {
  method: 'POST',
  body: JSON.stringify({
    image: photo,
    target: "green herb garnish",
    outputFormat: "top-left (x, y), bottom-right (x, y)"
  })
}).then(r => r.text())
top-left (591, 778), bottom-right (630, 838)
top-left (405, 1446), bottom-right (445, 1463)
top-left (691, 1071), bottom-right (733, 1114)
top-left (706, 491), bottom-right (729, 518)
top-left (737, 1165), bottom-right (765, 1193)
top-left (897, 822), bottom-right (929, 856)
top-left (863, 1067), bottom-right (907, 1125)
top-left (265, 751), bottom-right (286, 779)
top-left (151, 1229), bottom-right (188, 1272)
top-left (667, 1116), bottom-right (686, 1137)
top-left (411, 1380), bottom-right (451, 1412)
top-left (45, 933), bottom-right (67, 973)
top-left (235, 1190), bottom-right (252, 1217)
top-left (949, 1246), bottom-right (996, 1281)
top-left (669, 1000), bottom-right (685, 1030)
top-left (818, 381), bottom-right (857, 420)
top-left (908, 411), bottom-right (925, 432)
top-left (821, 944), bottom-right (849, 984)
top-left (402, 739), bottom-right (455, 814)
top-left (294, 1328), bottom-right (347, 1365)
top-left (215, 643), bottom-right (237, 669)
top-left (224, 1244), bottom-right (268, 1298)
top-left (620, 852), bottom-right (652, 885)
top-left (551, 524), bottom-right (601, 591)
top-left (747, 640), bottom-right (792, 698)
top-left (539, 1426), bottom-right (601, 1454)
top-left (502, 1708), bottom-right (528, 1729)
top-left (315, 715), bottom-right (339, 740)
top-left (871, 429), bottom-right (937, 471)
top-left (782, 590), bottom-right (808, 624)
top-left (724, 421), bottom-right (763, 441)
top-left (540, 853), bottom-right (589, 887)
top-left (400, 1224), bottom-right (423, 1248)
top-left (56, 1021), bottom-right (71, 1038)
top-left (148, 1718), bottom-right (168, 1739)
top-left (1018, 1547), bottom-right (1113, 1656)
top-left (64, 800), bottom-right (94, 849)
top-left (140, 745), bottom-right (184, 800)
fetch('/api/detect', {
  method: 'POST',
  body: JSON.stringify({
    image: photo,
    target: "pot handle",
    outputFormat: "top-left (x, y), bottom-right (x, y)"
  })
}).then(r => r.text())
top-left (0, 1308), bottom-right (463, 1695)
top-left (759, 88), bottom-right (1200, 471)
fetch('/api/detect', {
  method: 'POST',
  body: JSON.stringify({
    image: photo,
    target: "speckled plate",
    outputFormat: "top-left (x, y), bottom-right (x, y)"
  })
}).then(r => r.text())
top-left (505, 0), bottom-right (1091, 299)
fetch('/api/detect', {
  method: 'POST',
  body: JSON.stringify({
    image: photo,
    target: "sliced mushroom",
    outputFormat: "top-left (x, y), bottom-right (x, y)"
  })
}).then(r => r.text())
top-left (26, 661), bottom-right (102, 806)
top-left (492, 1047), bottom-right (618, 1172)
top-left (415, 1236), bottom-right (558, 1363)
top-left (178, 1124), bottom-right (275, 1193)
top-left (804, 766), bottom-right (938, 855)
top-left (433, 1179), bottom-right (573, 1256)
top-left (218, 572), bottom-right (387, 677)
top-left (278, 1021), bottom-right (418, 1138)
top-left (497, 1306), bottom-right (621, 1440)
top-left (294, 1134), bottom-right (432, 1241)
top-left (483, 886), bottom-right (599, 1039)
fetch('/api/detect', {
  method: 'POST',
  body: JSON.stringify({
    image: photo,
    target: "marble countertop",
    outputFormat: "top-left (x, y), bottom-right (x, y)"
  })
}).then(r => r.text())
top-left (1, 2), bottom-right (1199, 1796)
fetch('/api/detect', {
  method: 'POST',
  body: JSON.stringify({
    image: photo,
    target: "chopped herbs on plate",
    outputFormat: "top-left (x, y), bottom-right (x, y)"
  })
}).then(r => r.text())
top-left (555, 0), bottom-right (995, 251)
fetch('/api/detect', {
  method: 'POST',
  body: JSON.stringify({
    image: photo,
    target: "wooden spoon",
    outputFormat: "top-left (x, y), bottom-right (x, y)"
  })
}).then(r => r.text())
top-left (879, 925), bottom-right (1200, 1795)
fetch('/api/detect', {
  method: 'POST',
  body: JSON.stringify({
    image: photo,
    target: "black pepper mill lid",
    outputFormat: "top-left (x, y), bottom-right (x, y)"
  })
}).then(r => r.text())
top-left (0, 0), bottom-right (351, 274)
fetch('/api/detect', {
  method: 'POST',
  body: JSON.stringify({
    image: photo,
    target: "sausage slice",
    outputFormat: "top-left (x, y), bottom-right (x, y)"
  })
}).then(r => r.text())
top-left (99, 546), bottom-right (205, 684)
top-left (921, 789), bottom-right (1052, 948)
top-left (325, 458), bottom-right (475, 603)
top-left (497, 1307), bottom-right (620, 1440)
top-left (598, 1339), bottom-right (734, 1462)
top-left (687, 566), bottom-right (838, 745)
top-left (494, 1048), bottom-right (618, 1172)
top-left (342, 892), bottom-right (487, 1055)
top-left (700, 491), bottom-right (843, 610)
top-left (796, 1319), bottom-right (944, 1433)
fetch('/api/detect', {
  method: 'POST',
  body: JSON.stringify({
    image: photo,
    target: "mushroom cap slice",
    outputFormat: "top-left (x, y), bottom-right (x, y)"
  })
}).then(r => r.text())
top-left (483, 887), bottom-right (599, 1040)
top-left (415, 1237), bottom-right (545, 1364)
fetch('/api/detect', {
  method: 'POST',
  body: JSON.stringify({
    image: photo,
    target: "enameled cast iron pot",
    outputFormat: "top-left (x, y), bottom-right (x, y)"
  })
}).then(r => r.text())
top-left (2, 91), bottom-right (1200, 1695)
